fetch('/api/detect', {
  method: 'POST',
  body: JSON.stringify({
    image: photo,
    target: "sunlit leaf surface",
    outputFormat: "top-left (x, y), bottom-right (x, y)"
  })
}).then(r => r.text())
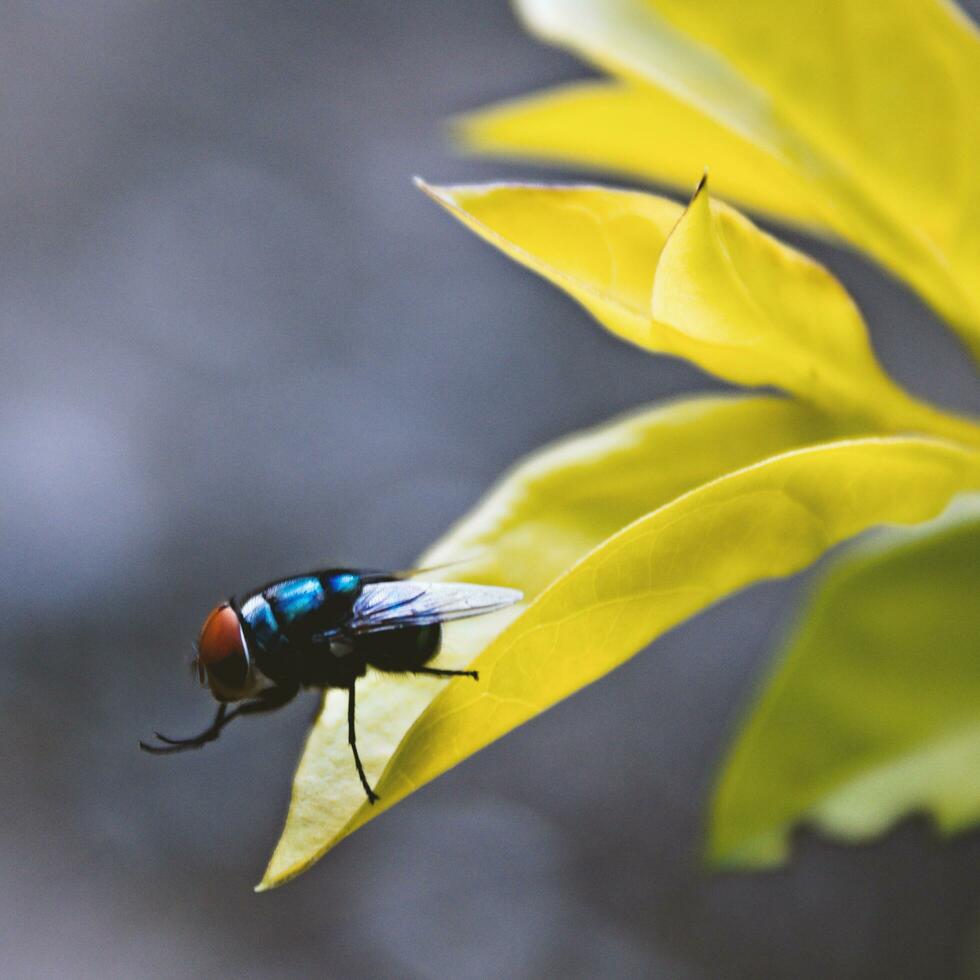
top-left (418, 179), bottom-right (681, 354)
top-left (455, 81), bottom-right (822, 230)
top-left (421, 180), bottom-right (978, 445)
top-left (462, 0), bottom-right (980, 359)
top-left (652, 183), bottom-right (979, 444)
top-left (261, 434), bottom-right (978, 887)
top-left (710, 496), bottom-right (980, 868)
top-left (260, 394), bottom-right (843, 888)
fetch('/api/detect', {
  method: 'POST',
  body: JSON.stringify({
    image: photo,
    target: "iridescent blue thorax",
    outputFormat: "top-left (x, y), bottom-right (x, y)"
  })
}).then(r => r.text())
top-left (237, 570), bottom-right (365, 657)
top-left (143, 567), bottom-right (521, 806)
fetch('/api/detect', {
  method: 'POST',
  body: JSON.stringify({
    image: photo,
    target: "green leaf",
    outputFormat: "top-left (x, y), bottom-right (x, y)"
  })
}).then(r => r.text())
top-left (420, 179), bottom-right (979, 446)
top-left (462, 0), bottom-right (980, 360)
top-left (260, 433), bottom-right (978, 888)
top-left (710, 496), bottom-right (980, 868)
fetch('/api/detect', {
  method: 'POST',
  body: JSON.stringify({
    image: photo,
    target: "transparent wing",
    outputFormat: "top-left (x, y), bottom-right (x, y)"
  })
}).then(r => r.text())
top-left (348, 580), bottom-right (523, 635)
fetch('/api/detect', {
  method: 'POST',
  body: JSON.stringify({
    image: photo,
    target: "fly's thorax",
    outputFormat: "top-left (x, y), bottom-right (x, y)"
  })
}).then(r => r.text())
top-left (240, 570), bottom-right (365, 648)
top-left (231, 570), bottom-right (366, 685)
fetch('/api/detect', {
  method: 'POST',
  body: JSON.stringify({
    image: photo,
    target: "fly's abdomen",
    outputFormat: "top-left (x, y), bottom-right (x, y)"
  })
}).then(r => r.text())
top-left (357, 623), bottom-right (442, 672)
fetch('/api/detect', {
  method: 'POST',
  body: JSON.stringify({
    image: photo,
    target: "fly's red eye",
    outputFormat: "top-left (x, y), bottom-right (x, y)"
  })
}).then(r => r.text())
top-left (197, 603), bottom-right (250, 694)
top-left (197, 604), bottom-right (246, 666)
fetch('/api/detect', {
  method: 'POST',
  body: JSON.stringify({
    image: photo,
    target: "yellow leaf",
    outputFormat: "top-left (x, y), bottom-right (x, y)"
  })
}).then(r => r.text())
top-left (653, 181), bottom-right (898, 415)
top-left (418, 178), bottom-right (681, 354)
top-left (420, 395), bottom-right (846, 598)
top-left (455, 81), bottom-right (823, 231)
top-left (464, 0), bottom-right (980, 359)
top-left (421, 179), bottom-right (979, 446)
top-left (260, 431), bottom-right (978, 888)
top-left (653, 181), bottom-right (979, 444)
top-left (258, 393), bottom-right (844, 889)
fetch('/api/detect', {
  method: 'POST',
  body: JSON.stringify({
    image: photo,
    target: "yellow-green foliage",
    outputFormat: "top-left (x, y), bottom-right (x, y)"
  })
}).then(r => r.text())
top-left (712, 499), bottom-right (980, 867)
top-left (459, 0), bottom-right (980, 361)
top-left (260, 0), bottom-right (980, 888)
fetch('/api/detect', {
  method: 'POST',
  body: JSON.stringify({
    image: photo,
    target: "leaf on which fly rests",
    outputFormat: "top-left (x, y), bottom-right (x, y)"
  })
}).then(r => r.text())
top-left (260, 391), bottom-right (846, 889)
top-left (459, 0), bottom-right (980, 360)
top-left (710, 495), bottom-right (980, 868)
top-left (259, 433), bottom-right (979, 888)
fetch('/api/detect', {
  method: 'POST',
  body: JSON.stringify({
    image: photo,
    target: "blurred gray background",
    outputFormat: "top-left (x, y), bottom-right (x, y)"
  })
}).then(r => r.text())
top-left (2, 2), bottom-right (979, 978)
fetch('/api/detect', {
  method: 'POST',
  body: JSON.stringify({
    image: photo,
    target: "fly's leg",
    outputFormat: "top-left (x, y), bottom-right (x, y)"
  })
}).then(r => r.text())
top-left (344, 669), bottom-right (479, 803)
top-left (140, 684), bottom-right (299, 754)
top-left (348, 683), bottom-right (379, 805)
top-left (411, 666), bottom-right (479, 681)
top-left (140, 702), bottom-right (228, 754)
top-left (221, 683), bottom-right (300, 728)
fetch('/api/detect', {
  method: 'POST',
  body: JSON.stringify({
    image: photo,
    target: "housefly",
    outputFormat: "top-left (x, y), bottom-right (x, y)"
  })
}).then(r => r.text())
top-left (140, 568), bottom-right (522, 803)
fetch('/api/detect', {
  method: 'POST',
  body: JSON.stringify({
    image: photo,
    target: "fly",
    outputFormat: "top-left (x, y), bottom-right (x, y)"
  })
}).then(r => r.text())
top-left (140, 568), bottom-right (522, 803)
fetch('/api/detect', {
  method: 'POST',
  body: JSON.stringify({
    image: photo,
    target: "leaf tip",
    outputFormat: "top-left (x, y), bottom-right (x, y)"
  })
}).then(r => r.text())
top-left (692, 169), bottom-right (709, 203)
top-left (413, 175), bottom-right (453, 208)
top-left (255, 862), bottom-right (295, 893)
top-left (254, 866), bottom-right (280, 892)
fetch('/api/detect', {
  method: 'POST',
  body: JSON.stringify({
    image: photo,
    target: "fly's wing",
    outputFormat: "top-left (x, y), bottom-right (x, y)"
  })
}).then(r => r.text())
top-left (347, 580), bottom-right (523, 635)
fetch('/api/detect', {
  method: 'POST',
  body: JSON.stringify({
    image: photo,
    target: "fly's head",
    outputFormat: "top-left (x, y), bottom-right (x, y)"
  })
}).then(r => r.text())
top-left (195, 604), bottom-right (262, 702)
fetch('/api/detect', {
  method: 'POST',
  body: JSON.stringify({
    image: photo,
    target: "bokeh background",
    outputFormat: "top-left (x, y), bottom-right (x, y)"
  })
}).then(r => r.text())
top-left (2, 2), bottom-right (979, 977)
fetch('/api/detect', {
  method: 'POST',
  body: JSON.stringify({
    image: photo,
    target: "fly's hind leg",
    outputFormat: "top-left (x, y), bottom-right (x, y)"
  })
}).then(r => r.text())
top-left (348, 683), bottom-right (379, 805)
top-left (411, 666), bottom-right (479, 681)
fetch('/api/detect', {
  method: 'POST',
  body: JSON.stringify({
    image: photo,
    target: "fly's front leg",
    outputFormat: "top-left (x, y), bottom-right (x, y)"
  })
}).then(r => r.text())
top-left (140, 684), bottom-right (300, 754)
top-left (140, 702), bottom-right (229, 754)
top-left (223, 682), bottom-right (300, 724)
